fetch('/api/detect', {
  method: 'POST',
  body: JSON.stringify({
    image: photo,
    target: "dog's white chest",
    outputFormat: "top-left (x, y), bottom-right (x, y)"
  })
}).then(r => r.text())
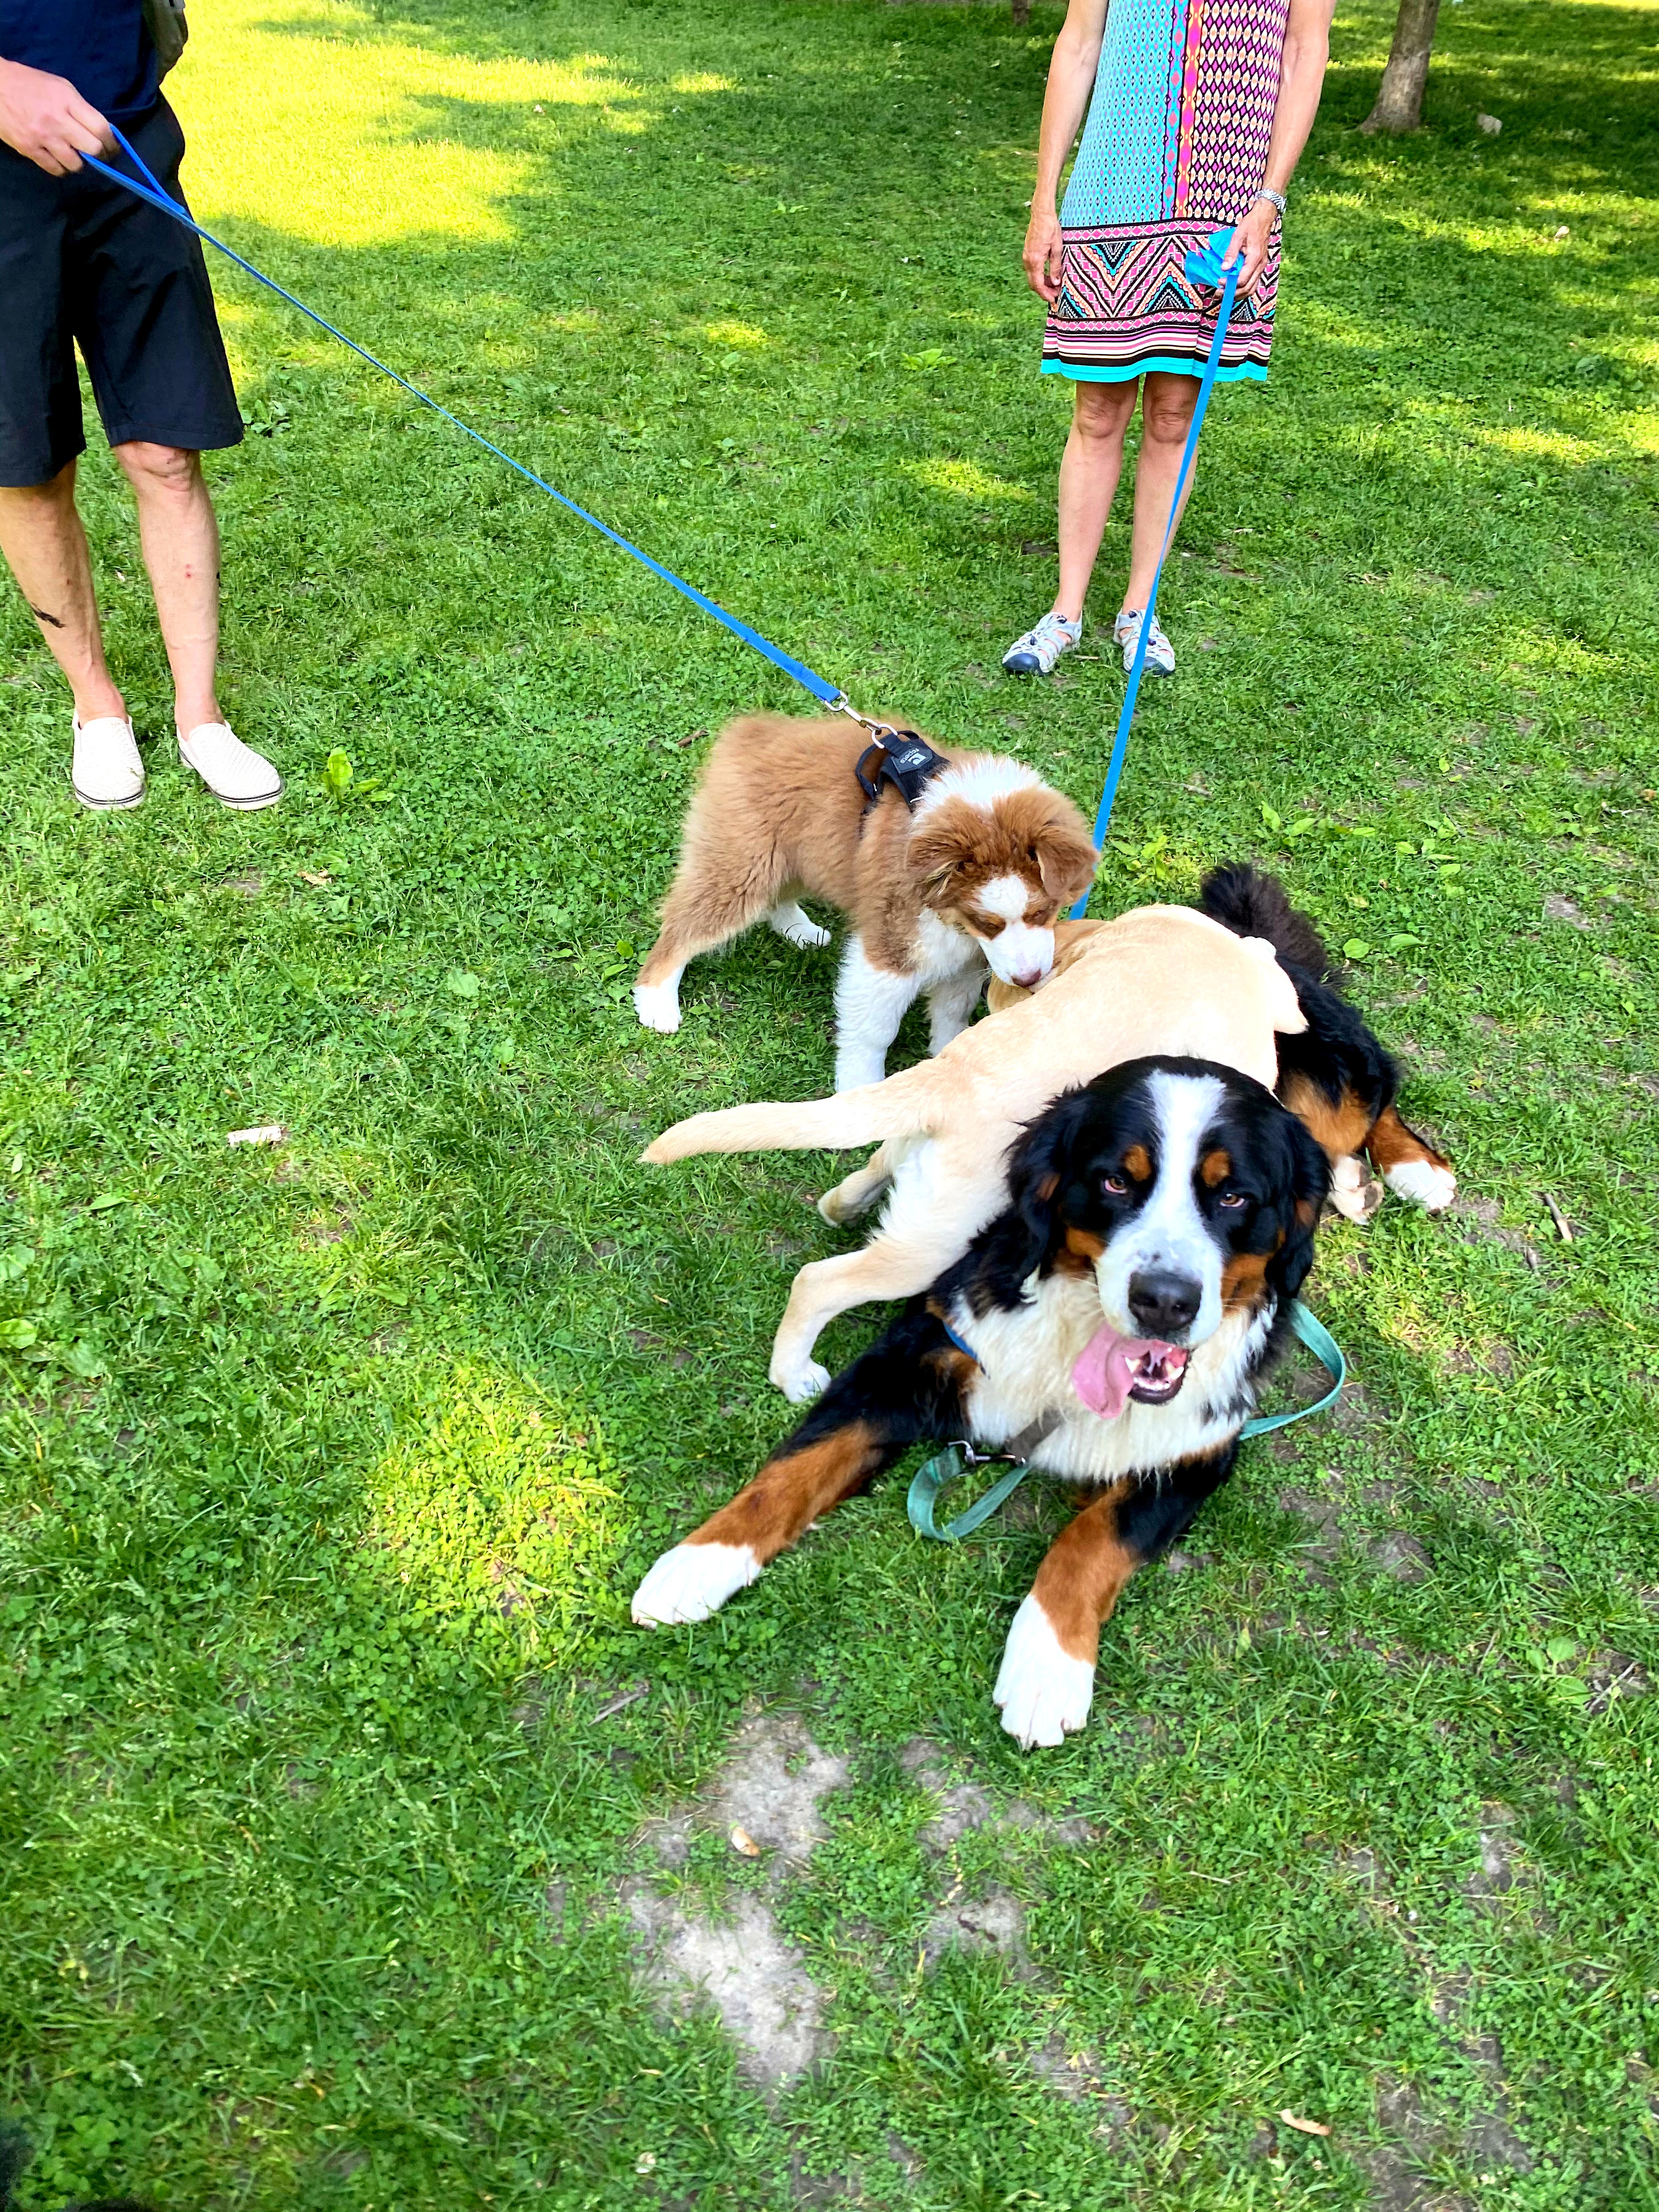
top-left (957, 1282), bottom-right (1268, 1486)
top-left (912, 907), bottom-right (986, 985)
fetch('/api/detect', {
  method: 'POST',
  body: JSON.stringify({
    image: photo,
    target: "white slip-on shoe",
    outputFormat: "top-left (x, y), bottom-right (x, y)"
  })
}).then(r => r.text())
top-left (178, 722), bottom-right (283, 810)
top-left (72, 714), bottom-right (145, 811)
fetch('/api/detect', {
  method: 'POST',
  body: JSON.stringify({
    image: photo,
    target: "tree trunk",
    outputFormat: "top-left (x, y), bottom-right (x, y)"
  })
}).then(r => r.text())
top-left (1011, 0), bottom-right (1031, 26)
top-left (1358, 0), bottom-right (1441, 133)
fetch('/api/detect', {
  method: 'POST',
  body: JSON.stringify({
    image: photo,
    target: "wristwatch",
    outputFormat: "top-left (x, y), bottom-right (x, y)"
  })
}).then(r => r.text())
top-left (1254, 187), bottom-right (1287, 216)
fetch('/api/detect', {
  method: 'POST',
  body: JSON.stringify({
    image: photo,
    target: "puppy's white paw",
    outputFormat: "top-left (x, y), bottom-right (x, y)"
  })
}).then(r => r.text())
top-left (994, 1595), bottom-right (1095, 1751)
top-left (770, 1352), bottom-right (832, 1404)
top-left (633, 979), bottom-right (682, 1035)
top-left (768, 902), bottom-right (832, 951)
top-left (1386, 1159), bottom-right (1457, 1213)
top-left (631, 1540), bottom-right (760, 1626)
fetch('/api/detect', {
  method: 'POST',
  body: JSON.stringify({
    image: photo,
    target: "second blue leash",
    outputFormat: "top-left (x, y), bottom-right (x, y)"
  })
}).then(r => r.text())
top-left (1070, 234), bottom-right (1244, 919)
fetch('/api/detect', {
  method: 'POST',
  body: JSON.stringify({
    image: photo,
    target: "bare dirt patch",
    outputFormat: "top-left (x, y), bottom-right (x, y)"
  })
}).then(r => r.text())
top-left (900, 1737), bottom-right (1092, 1850)
top-left (622, 1709), bottom-right (850, 2090)
top-left (647, 1708), bottom-right (850, 1875)
top-left (625, 1887), bottom-right (830, 2087)
top-left (919, 1886), bottom-right (1029, 1970)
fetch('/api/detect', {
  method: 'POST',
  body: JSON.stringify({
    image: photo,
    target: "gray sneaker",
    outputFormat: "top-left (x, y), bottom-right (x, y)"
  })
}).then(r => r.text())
top-left (1002, 611), bottom-right (1081, 676)
top-left (1114, 607), bottom-right (1175, 676)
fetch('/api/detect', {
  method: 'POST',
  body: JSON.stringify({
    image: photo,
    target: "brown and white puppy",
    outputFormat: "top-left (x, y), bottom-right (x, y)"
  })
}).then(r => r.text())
top-left (631, 713), bottom-right (1097, 1094)
top-left (631, 1056), bottom-right (1330, 1749)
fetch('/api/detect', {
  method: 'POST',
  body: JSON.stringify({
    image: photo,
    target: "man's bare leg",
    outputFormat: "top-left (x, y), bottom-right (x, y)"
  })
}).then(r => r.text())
top-left (113, 441), bottom-right (220, 735)
top-left (0, 456), bottom-right (127, 720)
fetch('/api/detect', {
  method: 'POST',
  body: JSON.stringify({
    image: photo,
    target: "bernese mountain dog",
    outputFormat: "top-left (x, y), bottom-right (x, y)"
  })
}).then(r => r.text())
top-left (633, 1053), bottom-right (1330, 1750)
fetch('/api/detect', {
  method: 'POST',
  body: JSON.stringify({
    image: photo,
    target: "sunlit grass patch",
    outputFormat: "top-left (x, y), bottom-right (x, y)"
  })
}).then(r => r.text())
top-left (175, 1), bottom-right (642, 246)
top-left (368, 1369), bottom-right (625, 1659)
top-left (904, 456), bottom-right (1037, 504)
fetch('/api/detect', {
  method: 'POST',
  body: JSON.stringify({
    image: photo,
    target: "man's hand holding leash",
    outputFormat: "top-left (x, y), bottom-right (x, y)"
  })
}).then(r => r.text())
top-left (0, 59), bottom-right (112, 176)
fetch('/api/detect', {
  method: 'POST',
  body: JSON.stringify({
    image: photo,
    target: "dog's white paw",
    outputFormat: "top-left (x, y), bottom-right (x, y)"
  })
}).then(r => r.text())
top-left (1386, 1159), bottom-right (1457, 1214)
top-left (1328, 1153), bottom-right (1383, 1224)
top-left (994, 1594), bottom-right (1095, 1750)
top-left (768, 902), bottom-right (832, 951)
top-left (631, 1541), bottom-right (760, 1626)
top-left (633, 979), bottom-right (682, 1034)
top-left (770, 1352), bottom-right (832, 1404)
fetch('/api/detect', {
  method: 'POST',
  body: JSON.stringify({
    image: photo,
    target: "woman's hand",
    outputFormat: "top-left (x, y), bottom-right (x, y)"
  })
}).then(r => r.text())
top-left (1219, 199), bottom-right (1278, 302)
top-left (1023, 207), bottom-right (1066, 304)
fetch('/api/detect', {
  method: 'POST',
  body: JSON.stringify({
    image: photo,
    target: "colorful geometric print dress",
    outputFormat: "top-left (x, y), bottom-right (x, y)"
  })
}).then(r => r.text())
top-left (1042, 0), bottom-right (1291, 385)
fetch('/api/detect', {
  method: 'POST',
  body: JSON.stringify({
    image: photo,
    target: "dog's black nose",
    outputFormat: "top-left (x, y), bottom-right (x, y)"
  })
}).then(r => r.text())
top-left (1127, 1269), bottom-right (1202, 1338)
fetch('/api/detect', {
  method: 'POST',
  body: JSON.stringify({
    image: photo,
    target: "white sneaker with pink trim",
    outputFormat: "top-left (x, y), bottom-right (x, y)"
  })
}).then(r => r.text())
top-left (72, 714), bottom-right (145, 811)
top-left (178, 722), bottom-right (283, 810)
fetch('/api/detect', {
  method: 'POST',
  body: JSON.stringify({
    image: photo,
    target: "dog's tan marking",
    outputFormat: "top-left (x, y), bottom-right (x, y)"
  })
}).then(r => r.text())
top-left (1199, 1147), bottom-right (1233, 1189)
top-left (1365, 1102), bottom-right (1451, 1175)
top-left (1029, 1487), bottom-right (1142, 1663)
top-left (686, 1424), bottom-right (887, 1565)
top-left (1221, 1248), bottom-right (1273, 1309)
top-left (1063, 1224), bottom-right (1107, 1263)
top-left (1279, 1073), bottom-right (1374, 1165)
top-left (1123, 1143), bottom-right (1153, 1183)
top-left (1035, 1171), bottom-right (1061, 1203)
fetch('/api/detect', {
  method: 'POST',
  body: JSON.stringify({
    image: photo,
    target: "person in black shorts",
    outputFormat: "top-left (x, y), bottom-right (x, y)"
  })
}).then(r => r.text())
top-left (0, 1), bottom-right (281, 809)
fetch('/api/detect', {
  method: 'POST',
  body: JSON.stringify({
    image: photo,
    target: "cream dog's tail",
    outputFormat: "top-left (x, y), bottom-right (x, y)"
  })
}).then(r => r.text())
top-left (641, 1064), bottom-right (939, 1165)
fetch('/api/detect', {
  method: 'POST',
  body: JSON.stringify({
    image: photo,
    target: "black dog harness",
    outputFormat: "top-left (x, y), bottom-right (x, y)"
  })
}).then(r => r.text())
top-left (854, 728), bottom-right (950, 812)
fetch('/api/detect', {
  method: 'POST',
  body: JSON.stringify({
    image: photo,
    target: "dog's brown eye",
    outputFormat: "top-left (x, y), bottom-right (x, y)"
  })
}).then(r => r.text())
top-left (1220, 1189), bottom-right (1247, 1209)
top-left (1102, 1174), bottom-right (1128, 1195)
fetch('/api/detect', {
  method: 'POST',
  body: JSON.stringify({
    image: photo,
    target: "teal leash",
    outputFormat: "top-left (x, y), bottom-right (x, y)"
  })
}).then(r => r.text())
top-left (1071, 228), bottom-right (1248, 919)
top-left (906, 1299), bottom-right (1345, 1542)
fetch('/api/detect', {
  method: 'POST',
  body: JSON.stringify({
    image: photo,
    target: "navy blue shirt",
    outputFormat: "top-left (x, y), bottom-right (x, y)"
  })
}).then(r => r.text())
top-left (0, 1), bottom-right (157, 124)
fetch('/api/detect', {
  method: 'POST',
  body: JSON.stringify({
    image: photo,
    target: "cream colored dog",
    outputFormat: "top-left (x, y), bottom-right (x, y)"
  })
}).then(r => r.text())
top-left (642, 904), bottom-right (1306, 1401)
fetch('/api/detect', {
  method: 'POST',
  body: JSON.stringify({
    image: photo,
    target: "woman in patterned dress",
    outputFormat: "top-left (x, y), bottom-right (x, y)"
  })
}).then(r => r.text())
top-left (1002, 0), bottom-right (1334, 679)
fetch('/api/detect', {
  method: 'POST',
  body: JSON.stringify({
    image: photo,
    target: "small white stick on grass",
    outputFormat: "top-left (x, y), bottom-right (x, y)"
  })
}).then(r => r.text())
top-left (227, 1124), bottom-right (286, 1148)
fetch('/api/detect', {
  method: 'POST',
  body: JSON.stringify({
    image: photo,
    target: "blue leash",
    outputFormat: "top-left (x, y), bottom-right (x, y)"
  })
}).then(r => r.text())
top-left (908, 1298), bottom-right (1345, 1542)
top-left (82, 126), bottom-right (848, 712)
top-left (86, 128), bottom-right (1246, 808)
top-left (1070, 233), bottom-right (1244, 919)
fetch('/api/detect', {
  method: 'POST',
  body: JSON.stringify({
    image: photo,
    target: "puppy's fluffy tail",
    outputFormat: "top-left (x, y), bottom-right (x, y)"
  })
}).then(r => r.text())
top-left (1199, 863), bottom-right (1335, 983)
top-left (642, 1070), bottom-right (934, 1164)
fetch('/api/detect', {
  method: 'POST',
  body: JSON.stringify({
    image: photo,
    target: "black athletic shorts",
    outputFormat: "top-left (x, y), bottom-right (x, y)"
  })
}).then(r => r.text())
top-left (0, 97), bottom-right (243, 488)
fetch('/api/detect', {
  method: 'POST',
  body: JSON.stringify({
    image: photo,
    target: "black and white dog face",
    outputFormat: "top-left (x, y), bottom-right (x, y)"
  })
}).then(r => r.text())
top-left (997, 1057), bottom-right (1330, 1410)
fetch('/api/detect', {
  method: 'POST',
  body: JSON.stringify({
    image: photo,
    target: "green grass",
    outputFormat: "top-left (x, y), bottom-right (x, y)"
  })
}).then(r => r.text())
top-left (2, 0), bottom-right (1657, 2203)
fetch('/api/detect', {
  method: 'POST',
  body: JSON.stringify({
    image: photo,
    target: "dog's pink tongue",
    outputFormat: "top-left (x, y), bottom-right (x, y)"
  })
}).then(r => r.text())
top-left (1072, 1325), bottom-right (1172, 1420)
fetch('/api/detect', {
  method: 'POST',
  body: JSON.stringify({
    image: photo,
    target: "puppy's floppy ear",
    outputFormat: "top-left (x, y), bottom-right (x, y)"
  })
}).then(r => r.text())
top-left (989, 1085), bottom-right (1100, 1286)
top-left (997, 787), bottom-right (1099, 905)
top-left (1268, 1111), bottom-right (1331, 1304)
top-left (906, 802), bottom-right (978, 902)
top-left (1035, 816), bottom-right (1099, 905)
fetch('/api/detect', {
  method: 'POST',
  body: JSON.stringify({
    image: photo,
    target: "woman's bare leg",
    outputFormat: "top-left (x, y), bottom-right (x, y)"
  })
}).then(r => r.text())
top-left (1121, 370), bottom-right (1201, 613)
top-left (1052, 378), bottom-right (1137, 624)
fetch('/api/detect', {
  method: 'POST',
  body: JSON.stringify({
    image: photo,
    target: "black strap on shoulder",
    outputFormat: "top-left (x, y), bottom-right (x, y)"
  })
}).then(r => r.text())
top-left (854, 729), bottom-right (950, 812)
